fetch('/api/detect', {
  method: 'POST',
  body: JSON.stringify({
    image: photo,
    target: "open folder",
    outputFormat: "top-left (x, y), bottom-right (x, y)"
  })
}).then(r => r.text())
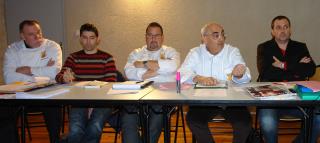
top-left (16, 88), bottom-right (70, 99)
top-left (112, 81), bottom-right (154, 90)
top-left (0, 81), bottom-right (54, 93)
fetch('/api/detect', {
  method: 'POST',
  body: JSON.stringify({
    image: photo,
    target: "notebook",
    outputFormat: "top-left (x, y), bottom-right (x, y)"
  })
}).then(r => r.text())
top-left (112, 81), bottom-right (154, 90)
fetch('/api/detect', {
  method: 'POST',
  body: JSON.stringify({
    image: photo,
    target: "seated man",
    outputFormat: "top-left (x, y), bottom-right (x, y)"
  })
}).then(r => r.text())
top-left (180, 22), bottom-right (252, 143)
top-left (257, 15), bottom-right (320, 143)
top-left (56, 23), bottom-right (118, 143)
top-left (3, 19), bottom-right (63, 143)
top-left (123, 22), bottom-right (180, 143)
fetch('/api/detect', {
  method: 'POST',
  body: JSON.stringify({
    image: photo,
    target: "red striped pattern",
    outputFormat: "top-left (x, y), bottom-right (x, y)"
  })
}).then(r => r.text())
top-left (56, 50), bottom-right (117, 83)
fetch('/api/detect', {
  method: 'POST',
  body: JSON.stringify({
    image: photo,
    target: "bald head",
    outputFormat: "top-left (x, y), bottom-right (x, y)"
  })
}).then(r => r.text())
top-left (201, 23), bottom-right (224, 37)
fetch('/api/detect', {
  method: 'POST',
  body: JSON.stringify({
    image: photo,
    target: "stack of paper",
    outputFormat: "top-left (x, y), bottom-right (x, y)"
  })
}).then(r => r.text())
top-left (112, 81), bottom-right (153, 90)
top-left (0, 94), bottom-right (16, 99)
top-left (0, 80), bottom-right (54, 93)
top-left (16, 88), bottom-right (70, 99)
top-left (73, 81), bottom-right (108, 88)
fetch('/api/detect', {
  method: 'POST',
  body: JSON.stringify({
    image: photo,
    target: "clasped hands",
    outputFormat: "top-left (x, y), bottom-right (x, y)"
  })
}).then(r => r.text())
top-left (272, 56), bottom-right (311, 69)
top-left (193, 64), bottom-right (246, 86)
top-left (16, 58), bottom-right (55, 76)
top-left (134, 60), bottom-right (160, 80)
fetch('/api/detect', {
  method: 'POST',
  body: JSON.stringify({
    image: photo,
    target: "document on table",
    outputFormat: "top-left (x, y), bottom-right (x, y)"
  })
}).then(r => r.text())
top-left (112, 81), bottom-right (154, 90)
top-left (158, 83), bottom-right (193, 90)
top-left (16, 88), bottom-right (70, 99)
top-left (246, 84), bottom-right (297, 100)
top-left (0, 93), bottom-right (16, 99)
top-left (193, 89), bottom-right (227, 97)
top-left (0, 80), bottom-right (54, 93)
top-left (107, 88), bottom-right (139, 95)
top-left (73, 81), bottom-right (108, 88)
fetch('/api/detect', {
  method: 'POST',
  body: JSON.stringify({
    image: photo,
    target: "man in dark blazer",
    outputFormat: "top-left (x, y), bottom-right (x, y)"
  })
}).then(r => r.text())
top-left (257, 15), bottom-right (319, 143)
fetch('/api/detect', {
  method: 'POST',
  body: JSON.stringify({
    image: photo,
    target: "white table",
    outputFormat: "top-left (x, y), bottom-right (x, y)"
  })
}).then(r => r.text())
top-left (140, 82), bottom-right (316, 143)
top-left (2, 83), bottom-right (153, 143)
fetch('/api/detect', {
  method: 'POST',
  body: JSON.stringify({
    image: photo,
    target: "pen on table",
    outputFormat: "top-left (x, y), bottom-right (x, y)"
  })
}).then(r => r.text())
top-left (136, 81), bottom-right (143, 84)
top-left (176, 71), bottom-right (181, 94)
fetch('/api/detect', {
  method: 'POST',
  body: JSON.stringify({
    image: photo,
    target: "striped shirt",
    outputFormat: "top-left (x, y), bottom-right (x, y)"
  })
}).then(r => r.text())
top-left (55, 50), bottom-right (117, 83)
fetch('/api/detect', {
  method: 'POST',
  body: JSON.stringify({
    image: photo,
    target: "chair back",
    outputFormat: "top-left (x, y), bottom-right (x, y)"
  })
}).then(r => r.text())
top-left (309, 65), bottom-right (320, 81)
top-left (116, 70), bottom-right (126, 82)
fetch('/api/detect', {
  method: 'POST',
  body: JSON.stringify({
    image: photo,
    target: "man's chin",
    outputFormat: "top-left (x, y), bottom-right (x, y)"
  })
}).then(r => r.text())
top-left (148, 47), bottom-right (160, 51)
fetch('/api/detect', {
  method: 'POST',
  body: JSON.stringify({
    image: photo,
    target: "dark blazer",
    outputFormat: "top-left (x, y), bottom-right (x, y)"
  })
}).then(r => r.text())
top-left (257, 39), bottom-right (315, 82)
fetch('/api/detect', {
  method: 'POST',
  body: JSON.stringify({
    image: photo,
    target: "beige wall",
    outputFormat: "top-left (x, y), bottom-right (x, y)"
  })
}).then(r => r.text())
top-left (0, 0), bottom-right (7, 84)
top-left (64, 0), bottom-right (320, 80)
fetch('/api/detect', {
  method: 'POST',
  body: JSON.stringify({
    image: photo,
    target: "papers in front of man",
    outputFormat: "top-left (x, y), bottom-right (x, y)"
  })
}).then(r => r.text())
top-left (0, 79), bottom-right (54, 93)
top-left (194, 80), bottom-right (228, 89)
top-left (0, 93), bottom-right (16, 99)
top-left (112, 81), bottom-right (154, 90)
top-left (107, 88), bottom-right (139, 95)
top-left (16, 88), bottom-right (70, 99)
top-left (246, 84), bottom-right (297, 100)
top-left (73, 80), bottom-right (108, 88)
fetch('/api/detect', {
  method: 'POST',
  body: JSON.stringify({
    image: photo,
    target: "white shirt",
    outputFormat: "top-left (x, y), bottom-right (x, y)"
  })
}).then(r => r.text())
top-left (3, 39), bottom-right (62, 84)
top-left (124, 45), bottom-right (180, 82)
top-left (179, 44), bottom-right (251, 84)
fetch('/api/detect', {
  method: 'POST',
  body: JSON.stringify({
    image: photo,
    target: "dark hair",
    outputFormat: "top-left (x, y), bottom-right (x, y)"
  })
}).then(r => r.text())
top-left (19, 20), bottom-right (40, 33)
top-left (271, 15), bottom-right (291, 29)
top-left (80, 23), bottom-right (99, 37)
top-left (146, 22), bottom-right (163, 35)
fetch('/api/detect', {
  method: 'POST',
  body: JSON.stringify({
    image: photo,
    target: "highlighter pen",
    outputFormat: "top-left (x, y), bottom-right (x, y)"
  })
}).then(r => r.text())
top-left (176, 71), bottom-right (181, 94)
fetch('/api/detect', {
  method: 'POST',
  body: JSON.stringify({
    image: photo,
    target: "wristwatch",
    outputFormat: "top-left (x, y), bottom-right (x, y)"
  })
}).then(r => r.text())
top-left (280, 63), bottom-right (285, 69)
top-left (143, 61), bottom-right (148, 66)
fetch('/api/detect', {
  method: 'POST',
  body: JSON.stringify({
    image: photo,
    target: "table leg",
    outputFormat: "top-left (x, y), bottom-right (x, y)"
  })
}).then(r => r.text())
top-left (141, 104), bottom-right (150, 143)
top-left (20, 106), bottom-right (26, 143)
top-left (163, 105), bottom-right (170, 143)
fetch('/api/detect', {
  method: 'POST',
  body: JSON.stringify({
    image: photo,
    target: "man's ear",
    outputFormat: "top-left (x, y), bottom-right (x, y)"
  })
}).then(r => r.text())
top-left (20, 33), bottom-right (25, 40)
top-left (97, 37), bottom-right (101, 45)
top-left (202, 36), bottom-right (207, 45)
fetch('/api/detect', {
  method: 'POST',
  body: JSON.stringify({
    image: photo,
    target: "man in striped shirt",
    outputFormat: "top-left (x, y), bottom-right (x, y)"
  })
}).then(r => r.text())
top-left (56, 23), bottom-right (117, 143)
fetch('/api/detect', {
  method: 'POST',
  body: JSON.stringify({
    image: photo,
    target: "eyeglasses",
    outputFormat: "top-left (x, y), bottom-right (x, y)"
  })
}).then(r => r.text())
top-left (274, 25), bottom-right (289, 31)
top-left (146, 33), bottom-right (162, 39)
top-left (205, 32), bottom-right (225, 40)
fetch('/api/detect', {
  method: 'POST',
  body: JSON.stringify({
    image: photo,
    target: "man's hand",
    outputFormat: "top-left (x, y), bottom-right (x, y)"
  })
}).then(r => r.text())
top-left (142, 70), bottom-right (158, 80)
top-left (299, 56), bottom-right (311, 63)
top-left (133, 61), bottom-right (145, 68)
top-left (16, 66), bottom-right (32, 76)
top-left (193, 75), bottom-right (217, 86)
top-left (63, 68), bottom-right (75, 83)
top-left (47, 58), bottom-right (55, 66)
top-left (145, 60), bottom-right (159, 71)
top-left (232, 64), bottom-right (246, 79)
top-left (133, 60), bottom-right (160, 71)
top-left (272, 56), bottom-right (284, 69)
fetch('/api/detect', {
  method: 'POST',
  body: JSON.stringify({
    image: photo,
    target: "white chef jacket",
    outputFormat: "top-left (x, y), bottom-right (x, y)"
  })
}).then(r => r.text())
top-left (124, 45), bottom-right (180, 82)
top-left (3, 39), bottom-right (62, 84)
